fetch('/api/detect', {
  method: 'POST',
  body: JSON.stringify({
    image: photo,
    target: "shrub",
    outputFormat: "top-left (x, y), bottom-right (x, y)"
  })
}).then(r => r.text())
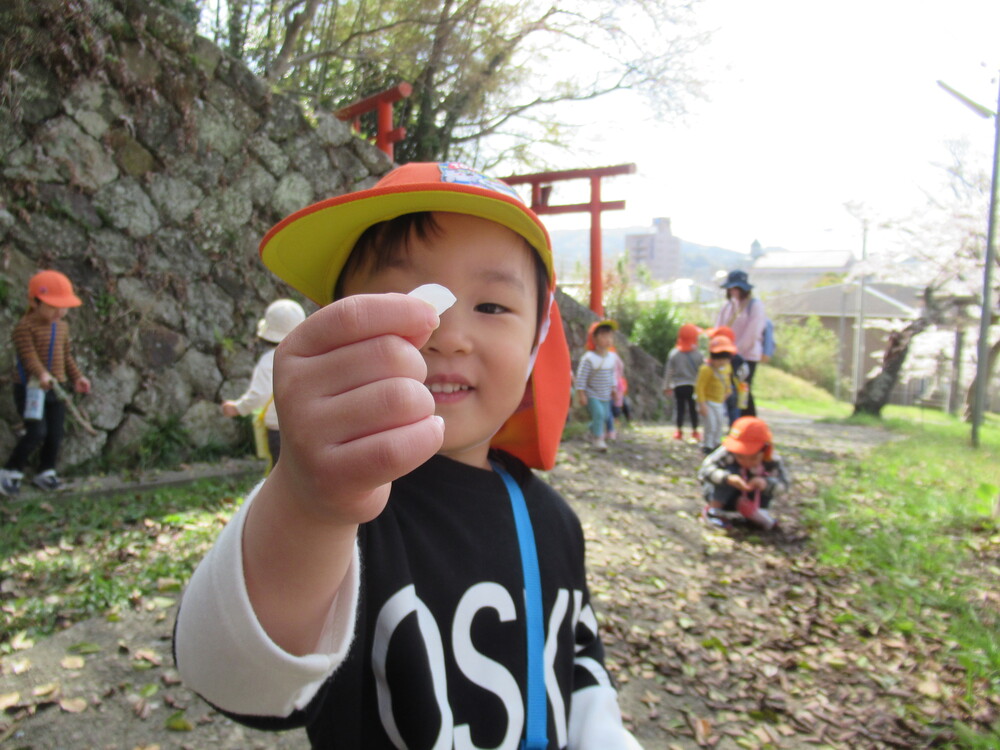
top-left (770, 315), bottom-right (841, 393)
top-left (629, 299), bottom-right (681, 365)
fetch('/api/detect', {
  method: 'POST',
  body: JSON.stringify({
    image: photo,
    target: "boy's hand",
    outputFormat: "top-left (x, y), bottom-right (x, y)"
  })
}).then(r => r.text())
top-left (748, 477), bottom-right (768, 491)
top-left (39, 372), bottom-right (54, 390)
top-left (220, 401), bottom-right (239, 418)
top-left (268, 293), bottom-right (444, 527)
top-left (698, 404), bottom-right (708, 417)
top-left (73, 376), bottom-right (91, 395)
top-left (726, 474), bottom-right (752, 492)
top-left (577, 391), bottom-right (588, 407)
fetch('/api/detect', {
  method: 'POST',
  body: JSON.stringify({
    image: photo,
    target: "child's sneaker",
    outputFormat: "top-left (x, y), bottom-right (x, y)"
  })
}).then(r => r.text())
top-left (32, 470), bottom-right (62, 492)
top-left (701, 505), bottom-right (730, 529)
top-left (594, 437), bottom-right (608, 452)
top-left (673, 430), bottom-right (683, 440)
top-left (0, 469), bottom-right (23, 497)
top-left (691, 430), bottom-right (701, 441)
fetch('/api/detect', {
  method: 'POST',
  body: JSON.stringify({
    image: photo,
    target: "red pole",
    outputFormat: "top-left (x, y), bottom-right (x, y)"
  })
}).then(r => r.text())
top-left (376, 101), bottom-right (395, 160)
top-left (589, 176), bottom-right (604, 316)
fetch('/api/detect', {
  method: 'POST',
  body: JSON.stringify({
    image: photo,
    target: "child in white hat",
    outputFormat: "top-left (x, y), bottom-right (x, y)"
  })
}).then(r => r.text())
top-left (221, 299), bottom-right (306, 468)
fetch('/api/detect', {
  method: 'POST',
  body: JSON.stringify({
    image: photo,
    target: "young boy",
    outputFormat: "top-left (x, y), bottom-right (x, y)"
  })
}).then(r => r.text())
top-left (695, 335), bottom-right (736, 454)
top-left (1, 270), bottom-right (91, 496)
top-left (575, 320), bottom-right (622, 451)
top-left (698, 416), bottom-right (790, 530)
top-left (174, 162), bottom-right (641, 749)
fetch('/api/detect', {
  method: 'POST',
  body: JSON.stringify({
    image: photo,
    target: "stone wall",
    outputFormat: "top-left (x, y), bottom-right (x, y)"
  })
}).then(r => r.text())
top-left (0, 0), bottom-right (664, 470)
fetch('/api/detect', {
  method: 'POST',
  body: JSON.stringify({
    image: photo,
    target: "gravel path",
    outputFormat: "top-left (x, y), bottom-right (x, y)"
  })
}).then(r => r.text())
top-left (0, 410), bottom-right (906, 749)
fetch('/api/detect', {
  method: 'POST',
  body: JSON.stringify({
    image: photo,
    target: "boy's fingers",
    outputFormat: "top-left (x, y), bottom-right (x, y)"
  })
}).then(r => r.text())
top-left (315, 417), bottom-right (445, 510)
top-left (279, 334), bottom-right (428, 401)
top-left (282, 294), bottom-right (439, 358)
top-left (277, 415), bottom-right (444, 522)
top-left (282, 377), bottom-right (436, 448)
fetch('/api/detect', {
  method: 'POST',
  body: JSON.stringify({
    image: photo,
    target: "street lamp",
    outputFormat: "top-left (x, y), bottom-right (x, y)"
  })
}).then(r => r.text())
top-left (938, 76), bottom-right (1000, 448)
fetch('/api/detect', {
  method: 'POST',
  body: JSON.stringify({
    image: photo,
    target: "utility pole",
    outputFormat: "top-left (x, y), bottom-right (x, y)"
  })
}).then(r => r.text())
top-left (852, 220), bottom-right (869, 399)
top-left (938, 77), bottom-right (1000, 447)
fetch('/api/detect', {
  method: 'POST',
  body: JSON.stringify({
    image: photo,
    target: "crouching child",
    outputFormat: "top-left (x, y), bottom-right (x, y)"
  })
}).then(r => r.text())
top-left (697, 416), bottom-right (789, 530)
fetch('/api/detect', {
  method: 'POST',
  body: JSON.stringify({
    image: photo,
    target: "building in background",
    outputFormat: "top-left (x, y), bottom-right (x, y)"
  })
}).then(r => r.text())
top-left (626, 217), bottom-right (682, 281)
top-left (749, 250), bottom-right (855, 294)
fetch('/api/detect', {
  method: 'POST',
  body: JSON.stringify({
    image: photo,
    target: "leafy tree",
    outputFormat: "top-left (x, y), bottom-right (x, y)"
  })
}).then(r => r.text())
top-left (195, 0), bottom-right (707, 164)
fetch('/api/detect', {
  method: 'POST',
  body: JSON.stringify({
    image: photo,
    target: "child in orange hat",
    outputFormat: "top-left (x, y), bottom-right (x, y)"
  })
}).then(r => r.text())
top-left (176, 163), bottom-right (640, 749)
top-left (1, 271), bottom-right (91, 497)
top-left (706, 325), bottom-right (750, 426)
top-left (663, 323), bottom-right (702, 441)
top-left (698, 416), bottom-right (790, 530)
top-left (695, 335), bottom-right (736, 454)
top-left (576, 319), bottom-right (623, 450)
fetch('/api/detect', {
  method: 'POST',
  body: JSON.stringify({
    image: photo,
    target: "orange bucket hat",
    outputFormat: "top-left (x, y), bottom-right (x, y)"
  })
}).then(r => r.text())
top-left (676, 323), bottom-right (700, 352)
top-left (258, 161), bottom-right (570, 470)
top-left (723, 416), bottom-right (773, 460)
top-left (28, 270), bottom-right (82, 308)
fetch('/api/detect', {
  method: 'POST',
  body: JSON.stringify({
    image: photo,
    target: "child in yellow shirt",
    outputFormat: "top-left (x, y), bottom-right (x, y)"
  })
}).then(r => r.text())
top-left (695, 335), bottom-right (736, 454)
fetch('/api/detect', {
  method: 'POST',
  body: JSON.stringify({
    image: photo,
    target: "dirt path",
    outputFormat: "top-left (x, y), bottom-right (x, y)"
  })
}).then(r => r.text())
top-left (1, 410), bottom-right (933, 749)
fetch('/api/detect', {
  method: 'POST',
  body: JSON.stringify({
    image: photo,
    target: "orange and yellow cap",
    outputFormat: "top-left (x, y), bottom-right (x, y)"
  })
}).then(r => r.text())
top-left (259, 161), bottom-right (554, 305)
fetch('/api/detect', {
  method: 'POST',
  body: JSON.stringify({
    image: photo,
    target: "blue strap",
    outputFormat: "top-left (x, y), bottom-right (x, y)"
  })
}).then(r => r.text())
top-left (492, 461), bottom-right (548, 750)
top-left (16, 322), bottom-right (57, 385)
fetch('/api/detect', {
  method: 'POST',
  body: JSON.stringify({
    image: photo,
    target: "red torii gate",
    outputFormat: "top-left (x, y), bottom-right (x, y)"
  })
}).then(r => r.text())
top-left (502, 164), bottom-right (636, 316)
top-left (335, 83), bottom-right (412, 161)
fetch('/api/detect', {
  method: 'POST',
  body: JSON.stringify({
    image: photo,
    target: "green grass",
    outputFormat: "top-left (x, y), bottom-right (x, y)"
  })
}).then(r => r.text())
top-left (752, 364), bottom-right (853, 418)
top-left (0, 475), bottom-right (257, 653)
top-left (803, 411), bottom-right (1000, 745)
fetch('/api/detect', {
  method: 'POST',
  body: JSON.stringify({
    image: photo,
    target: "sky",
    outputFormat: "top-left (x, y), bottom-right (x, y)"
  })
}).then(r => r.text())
top-left (528, 0), bottom-right (1000, 261)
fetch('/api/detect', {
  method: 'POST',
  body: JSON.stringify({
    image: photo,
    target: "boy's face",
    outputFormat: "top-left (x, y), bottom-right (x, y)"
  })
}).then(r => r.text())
top-left (594, 329), bottom-right (614, 350)
top-left (709, 354), bottom-right (729, 368)
top-left (734, 450), bottom-right (764, 469)
top-left (33, 301), bottom-right (68, 323)
top-left (341, 212), bottom-right (540, 469)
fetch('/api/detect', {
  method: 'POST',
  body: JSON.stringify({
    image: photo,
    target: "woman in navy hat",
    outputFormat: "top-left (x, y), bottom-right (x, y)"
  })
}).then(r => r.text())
top-left (714, 270), bottom-right (767, 416)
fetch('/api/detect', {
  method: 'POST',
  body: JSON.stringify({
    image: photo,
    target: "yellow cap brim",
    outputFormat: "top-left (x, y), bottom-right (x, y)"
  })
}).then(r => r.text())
top-left (260, 165), bottom-right (553, 305)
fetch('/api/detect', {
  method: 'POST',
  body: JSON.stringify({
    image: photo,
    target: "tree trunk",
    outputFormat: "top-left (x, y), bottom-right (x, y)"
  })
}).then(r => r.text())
top-left (963, 334), bottom-right (1000, 420)
top-left (264, 0), bottom-right (322, 82)
top-left (853, 317), bottom-right (929, 417)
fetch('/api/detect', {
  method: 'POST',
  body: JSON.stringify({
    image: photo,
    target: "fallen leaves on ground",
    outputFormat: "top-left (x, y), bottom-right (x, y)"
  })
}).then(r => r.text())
top-left (549, 423), bottom-right (999, 748)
